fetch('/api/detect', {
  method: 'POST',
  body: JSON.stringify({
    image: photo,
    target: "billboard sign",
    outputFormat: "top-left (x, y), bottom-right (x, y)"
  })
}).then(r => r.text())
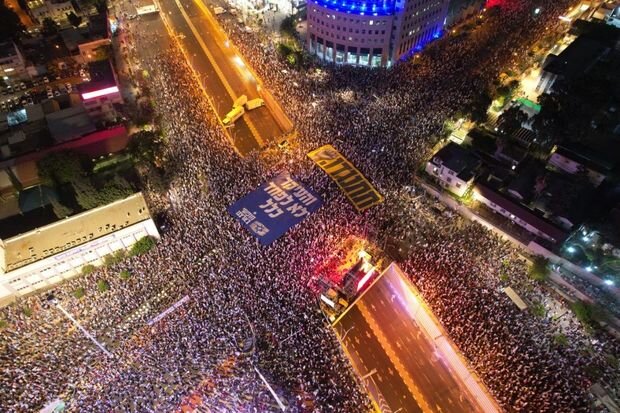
top-left (307, 144), bottom-right (383, 212)
top-left (228, 173), bottom-right (322, 245)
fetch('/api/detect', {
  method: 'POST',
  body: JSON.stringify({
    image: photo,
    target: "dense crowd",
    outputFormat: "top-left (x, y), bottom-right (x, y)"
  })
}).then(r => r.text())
top-left (1, 0), bottom-right (619, 412)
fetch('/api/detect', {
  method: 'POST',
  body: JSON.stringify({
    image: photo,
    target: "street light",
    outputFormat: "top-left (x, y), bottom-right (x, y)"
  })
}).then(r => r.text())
top-left (47, 294), bottom-right (114, 358)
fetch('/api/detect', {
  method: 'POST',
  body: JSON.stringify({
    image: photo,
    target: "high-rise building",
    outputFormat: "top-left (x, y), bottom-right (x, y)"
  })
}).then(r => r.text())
top-left (306, 0), bottom-right (450, 67)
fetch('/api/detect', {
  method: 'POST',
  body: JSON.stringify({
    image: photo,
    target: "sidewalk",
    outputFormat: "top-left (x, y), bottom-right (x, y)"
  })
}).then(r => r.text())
top-left (417, 178), bottom-right (620, 334)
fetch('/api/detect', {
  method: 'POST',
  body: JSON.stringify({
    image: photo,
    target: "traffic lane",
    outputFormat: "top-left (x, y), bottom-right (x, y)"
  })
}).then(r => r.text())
top-left (159, 0), bottom-right (260, 154)
top-left (338, 307), bottom-right (422, 413)
top-left (368, 279), bottom-right (478, 413)
top-left (246, 104), bottom-right (286, 142)
top-left (184, 0), bottom-right (258, 100)
top-left (183, 0), bottom-right (285, 142)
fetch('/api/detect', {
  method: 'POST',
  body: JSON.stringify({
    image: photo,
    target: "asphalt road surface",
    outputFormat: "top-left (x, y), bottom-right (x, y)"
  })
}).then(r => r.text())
top-left (335, 269), bottom-right (480, 413)
top-left (155, 0), bottom-right (286, 155)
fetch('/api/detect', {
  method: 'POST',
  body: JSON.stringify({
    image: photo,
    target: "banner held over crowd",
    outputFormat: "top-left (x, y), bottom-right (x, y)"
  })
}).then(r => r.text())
top-left (228, 173), bottom-right (323, 245)
top-left (307, 145), bottom-right (383, 212)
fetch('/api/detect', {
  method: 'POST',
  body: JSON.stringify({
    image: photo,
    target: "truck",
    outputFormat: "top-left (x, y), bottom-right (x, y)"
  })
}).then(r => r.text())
top-left (245, 98), bottom-right (264, 110)
top-left (233, 94), bottom-right (247, 108)
top-left (222, 106), bottom-right (244, 126)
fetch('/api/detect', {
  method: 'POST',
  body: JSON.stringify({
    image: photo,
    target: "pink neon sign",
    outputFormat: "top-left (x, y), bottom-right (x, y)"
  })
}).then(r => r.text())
top-left (81, 86), bottom-right (119, 100)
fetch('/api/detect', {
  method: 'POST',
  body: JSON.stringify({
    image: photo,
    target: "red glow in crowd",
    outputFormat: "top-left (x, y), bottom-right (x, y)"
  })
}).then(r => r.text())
top-left (485, 0), bottom-right (505, 7)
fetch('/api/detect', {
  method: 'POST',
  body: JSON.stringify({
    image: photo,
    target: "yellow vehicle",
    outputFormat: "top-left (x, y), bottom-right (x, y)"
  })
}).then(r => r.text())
top-left (233, 94), bottom-right (247, 108)
top-left (245, 98), bottom-right (264, 110)
top-left (222, 106), bottom-right (244, 126)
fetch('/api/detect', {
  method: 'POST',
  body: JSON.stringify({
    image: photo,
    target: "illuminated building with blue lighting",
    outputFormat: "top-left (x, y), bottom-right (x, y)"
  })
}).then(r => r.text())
top-left (307, 0), bottom-right (450, 66)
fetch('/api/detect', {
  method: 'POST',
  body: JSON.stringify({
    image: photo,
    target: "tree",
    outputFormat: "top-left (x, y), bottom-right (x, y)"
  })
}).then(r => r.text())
top-left (135, 97), bottom-right (155, 125)
top-left (570, 301), bottom-right (605, 330)
top-left (81, 264), bottom-right (96, 275)
top-left (127, 130), bottom-right (166, 165)
top-left (528, 255), bottom-right (549, 281)
top-left (532, 93), bottom-right (561, 144)
top-left (468, 91), bottom-right (492, 123)
top-left (129, 236), bottom-right (156, 256)
top-left (553, 333), bottom-right (568, 347)
top-left (498, 106), bottom-right (528, 136)
top-left (41, 17), bottom-right (59, 36)
top-left (73, 287), bottom-right (86, 299)
top-left (98, 175), bottom-right (134, 203)
top-left (72, 177), bottom-right (100, 210)
top-left (67, 11), bottom-right (82, 28)
top-left (96, 279), bottom-right (110, 292)
top-left (119, 269), bottom-right (131, 280)
top-left (37, 151), bottom-right (85, 185)
top-left (0, 2), bottom-right (23, 42)
top-left (50, 197), bottom-right (73, 219)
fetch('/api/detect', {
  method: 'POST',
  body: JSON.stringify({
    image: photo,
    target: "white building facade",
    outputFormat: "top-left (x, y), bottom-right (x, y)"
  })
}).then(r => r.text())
top-left (425, 142), bottom-right (479, 197)
top-left (28, 0), bottom-right (77, 24)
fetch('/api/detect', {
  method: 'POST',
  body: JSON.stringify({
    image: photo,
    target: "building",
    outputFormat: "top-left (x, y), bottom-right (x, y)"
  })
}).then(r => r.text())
top-left (0, 42), bottom-right (28, 81)
top-left (530, 171), bottom-right (593, 230)
top-left (473, 183), bottom-right (568, 244)
top-left (548, 144), bottom-right (613, 187)
top-left (0, 193), bottom-right (159, 305)
top-left (535, 35), bottom-right (609, 94)
top-left (306, 0), bottom-right (450, 67)
top-left (445, 0), bottom-right (484, 27)
top-left (426, 142), bottom-right (480, 197)
top-left (0, 94), bottom-right (97, 163)
top-left (61, 12), bottom-right (111, 63)
top-left (77, 59), bottom-right (123, 120)
top-left (592, 1), bottom-right (620, 28)
top-left (27, 0), bottom-right (77, 25)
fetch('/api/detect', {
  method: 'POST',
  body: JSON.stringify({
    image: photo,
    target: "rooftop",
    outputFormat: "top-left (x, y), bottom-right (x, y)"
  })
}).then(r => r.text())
top-left (431, 142), bottom-right (480, 181)
top-left (553, 143), bottom-right (615, 174)
top-left (46, 106), bottom-right (96, 143)
top-left (77, 59), bottom-right (118, 95)
top-left (475, 183), bottom-right (568, 243)
top-left (543, 36), bottom-right (609, 78)
top-left (310, 0), bottom-right (398, 17)
top-left (0, 42), bottom-right (18, 59)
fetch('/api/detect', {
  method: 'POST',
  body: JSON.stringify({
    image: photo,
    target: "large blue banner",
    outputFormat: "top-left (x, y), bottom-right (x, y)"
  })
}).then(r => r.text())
top-left (228, 172), bottom-right (323, 245)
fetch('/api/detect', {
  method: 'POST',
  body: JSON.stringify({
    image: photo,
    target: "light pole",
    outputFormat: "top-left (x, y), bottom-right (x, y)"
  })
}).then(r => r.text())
top-left (341, 326), bottom-right (354, 341)
top-left (50, 297), bottom-right (114, 358)
top-left (239, 308), bottom-right (286, 411)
